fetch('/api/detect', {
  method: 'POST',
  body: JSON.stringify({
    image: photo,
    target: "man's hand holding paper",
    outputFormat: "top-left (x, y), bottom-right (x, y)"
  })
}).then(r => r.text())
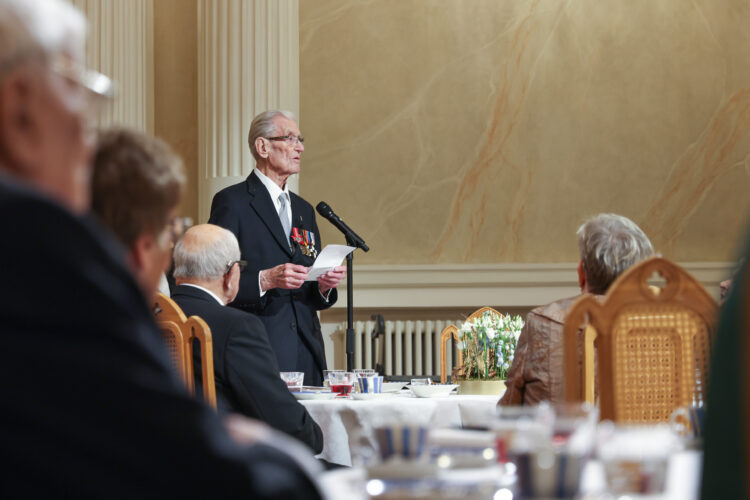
top-left (307, 244), bottom-right (355, 293)
top-left (318, 266), bottom-right (346, 294)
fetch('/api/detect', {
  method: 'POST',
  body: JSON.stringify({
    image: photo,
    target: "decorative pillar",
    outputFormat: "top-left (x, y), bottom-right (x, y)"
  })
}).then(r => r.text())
top-left (197, 0), bottom-right (300, 222)
top-left (68, 0), bottom-right (154, 132)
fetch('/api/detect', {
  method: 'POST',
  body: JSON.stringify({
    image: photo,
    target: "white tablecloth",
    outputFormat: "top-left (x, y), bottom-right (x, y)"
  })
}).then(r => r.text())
top-left (301, 393), bottom-right (501, 466)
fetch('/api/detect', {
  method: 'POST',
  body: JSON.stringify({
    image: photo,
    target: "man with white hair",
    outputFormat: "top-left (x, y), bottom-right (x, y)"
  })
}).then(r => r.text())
top-left (499, 213), bottom-right (654, 406)
top-left (210, 110), bottom-right (346, 386)
top-left (171, 224), bottom-right (324, 454)
top-left (0, 0), bottom-right (321, 497)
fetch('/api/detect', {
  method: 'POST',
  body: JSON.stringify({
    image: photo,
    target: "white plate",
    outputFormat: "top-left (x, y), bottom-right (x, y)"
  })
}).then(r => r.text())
top-left (292, 391), bottom-right (337, 401)
top-left (410, 384), bottom-right (459, 398)
top-left (381, 382), bottom-right (407, 393)
top-left (351, 392), bottom-right (394, 401)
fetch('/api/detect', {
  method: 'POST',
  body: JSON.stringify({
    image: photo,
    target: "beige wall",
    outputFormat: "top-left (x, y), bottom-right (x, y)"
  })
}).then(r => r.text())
top-left (154, 0), bottom-right (199, 223)
top-left (299, 0), bottom-right (750, 266)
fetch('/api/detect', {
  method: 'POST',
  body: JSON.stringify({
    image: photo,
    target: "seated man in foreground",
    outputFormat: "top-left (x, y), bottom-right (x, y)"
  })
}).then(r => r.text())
top-left (172, 224), bottom-right (324, 454)
top-left (0, 0), bottom-right (321, 496)
top-left (499, 213), bottom-right (654, 406)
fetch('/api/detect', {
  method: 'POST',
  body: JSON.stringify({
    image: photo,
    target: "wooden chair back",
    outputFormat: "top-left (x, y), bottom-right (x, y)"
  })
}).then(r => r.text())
top-left (439, 307), bottom-right (504, 383)
top-left (158, 320), bottom-right (190, 389)
top-left (154, 293), bottom-right (217, 409)
top-left (563, 257), bottom-right (717, 422)
top-left (186, 315), bottom-right (217, 408)
top-left (439, 324), bottom-right (460, 383)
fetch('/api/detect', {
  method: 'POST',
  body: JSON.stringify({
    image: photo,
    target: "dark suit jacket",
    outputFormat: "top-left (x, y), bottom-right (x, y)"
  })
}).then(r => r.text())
top-left (0, 178), bottom-right (320, 499)
top-left (209, 170), bottom-right (337, 386)
top-left (172, 285), bottom-right (324, 453)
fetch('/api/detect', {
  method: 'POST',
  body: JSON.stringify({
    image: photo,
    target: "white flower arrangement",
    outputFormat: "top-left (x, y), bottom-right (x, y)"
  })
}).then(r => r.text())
top-left (455, 310), bottom-right (524, 380)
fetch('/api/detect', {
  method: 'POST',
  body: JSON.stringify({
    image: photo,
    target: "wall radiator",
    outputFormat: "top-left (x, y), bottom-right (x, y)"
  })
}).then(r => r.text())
top-left (336, 319), bottom-right (463, 377)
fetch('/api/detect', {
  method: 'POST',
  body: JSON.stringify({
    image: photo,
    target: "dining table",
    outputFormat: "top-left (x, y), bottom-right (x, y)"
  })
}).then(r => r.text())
top-left (300, 391), bottom-right (502, 467)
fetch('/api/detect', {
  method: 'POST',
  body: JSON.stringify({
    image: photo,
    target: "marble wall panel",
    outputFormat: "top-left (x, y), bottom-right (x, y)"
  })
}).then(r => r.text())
top-left (300, 0), bottom-right (750, 264)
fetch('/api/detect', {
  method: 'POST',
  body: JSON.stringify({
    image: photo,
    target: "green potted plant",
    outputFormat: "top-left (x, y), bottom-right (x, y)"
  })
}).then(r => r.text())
top-left (454, 310), bottom-right (524, 395)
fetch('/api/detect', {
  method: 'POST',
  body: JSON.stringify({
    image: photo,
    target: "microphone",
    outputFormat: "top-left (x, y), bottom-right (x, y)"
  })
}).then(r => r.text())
top-left (316, 201), bottom-right (369, 252)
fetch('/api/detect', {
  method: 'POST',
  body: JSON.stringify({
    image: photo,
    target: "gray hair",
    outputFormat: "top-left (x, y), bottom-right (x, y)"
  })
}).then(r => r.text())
top-left (0, 0), bottom-right (86, 78)
top-left (577, 213), bottom-right (654, 294)
top-left (247, 109), bottom-right (296, 161)
top-left (173, 226), bottom-right (241, 280)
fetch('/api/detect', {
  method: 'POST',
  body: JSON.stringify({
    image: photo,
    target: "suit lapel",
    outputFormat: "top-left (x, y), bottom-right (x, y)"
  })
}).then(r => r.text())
top-left (246, 171), bottom-right (293, 256)
top-left (289, 194), bottom-right (306, 236)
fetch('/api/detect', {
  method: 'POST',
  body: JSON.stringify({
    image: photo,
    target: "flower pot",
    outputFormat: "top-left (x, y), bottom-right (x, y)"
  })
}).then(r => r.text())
top-left (458, 379), bottom-right (506, 396)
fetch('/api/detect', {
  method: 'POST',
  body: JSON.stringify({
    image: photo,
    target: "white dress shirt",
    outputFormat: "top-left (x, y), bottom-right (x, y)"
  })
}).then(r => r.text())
top-left (253, 168), bottom-right (291, 297)
top-left (179, 283), bottom-right (225, 305)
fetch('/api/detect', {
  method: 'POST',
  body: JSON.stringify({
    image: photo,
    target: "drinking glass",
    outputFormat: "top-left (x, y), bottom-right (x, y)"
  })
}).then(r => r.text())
top-left (551, 402), bottom-right (598, 447)
top-left (280, 371), bottom-right (304, 392)
top-left (357, 375), bottom-right (384, 394)
top-left (597, 422), bottom-right (679, 495)
top-left (322, 369), bottom-right (345, 389)
top-left (329, 371), bottom-right (356, 397)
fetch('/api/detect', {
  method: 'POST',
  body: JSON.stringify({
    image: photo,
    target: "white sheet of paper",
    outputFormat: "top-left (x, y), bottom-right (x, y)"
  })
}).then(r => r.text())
top-left (305, 244), bottom-right (355, 281)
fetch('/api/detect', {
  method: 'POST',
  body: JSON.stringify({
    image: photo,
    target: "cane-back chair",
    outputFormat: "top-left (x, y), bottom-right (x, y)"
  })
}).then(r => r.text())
top-left (563, 257), bottom-right (717, 423)
top-left (154, 293), bottom-right (217, 409)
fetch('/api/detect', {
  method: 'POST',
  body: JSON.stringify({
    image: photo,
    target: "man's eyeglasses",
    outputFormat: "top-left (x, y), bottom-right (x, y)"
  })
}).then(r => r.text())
top-left (50, 55), bottom-right (115, 100)
top-left (265, 134), bottom-right (304, 146)
top-left (225, 260), bottom-right (248, 274)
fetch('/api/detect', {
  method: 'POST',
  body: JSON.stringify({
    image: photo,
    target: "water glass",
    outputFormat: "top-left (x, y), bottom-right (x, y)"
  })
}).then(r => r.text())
top-left (322, 369), bottom-right (345, 388)
top-left (280, 371), bottom-right (304, 392)
top-left (670, 404), bottom-right (705, 440)
top-left (597, 422), bottom-right (679, 495)
top-left (328, 371), bottom-right (356, 397)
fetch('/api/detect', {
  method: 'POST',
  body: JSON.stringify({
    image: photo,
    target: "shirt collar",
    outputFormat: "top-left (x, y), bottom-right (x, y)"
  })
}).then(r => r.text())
top-left (254, 167), bottom-right (289, 203)
top-left (180, 283), bottom-right (225, 305)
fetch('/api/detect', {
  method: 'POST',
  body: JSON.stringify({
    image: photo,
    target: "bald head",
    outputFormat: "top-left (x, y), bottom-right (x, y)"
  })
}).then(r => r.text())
top-left (174, 224), bottom-right (240, 280)
top-left (173, 224), bottom-right (242, 304)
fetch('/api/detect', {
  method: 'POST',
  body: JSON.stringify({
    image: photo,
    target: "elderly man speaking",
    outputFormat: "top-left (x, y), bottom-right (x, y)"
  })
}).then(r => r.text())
top-left (210, 110), bottom-right (346, 386)
top-left (0, 0), bottom-right (321, 497)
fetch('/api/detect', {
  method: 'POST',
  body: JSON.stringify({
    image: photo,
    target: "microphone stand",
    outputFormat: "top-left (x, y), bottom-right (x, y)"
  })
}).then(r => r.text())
top-left (345, 234), bottom-right (355, 371)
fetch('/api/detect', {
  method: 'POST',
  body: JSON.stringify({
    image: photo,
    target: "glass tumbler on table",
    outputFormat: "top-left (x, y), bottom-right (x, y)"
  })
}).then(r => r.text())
top-left (323, 369), bottom-right (345, 389)
top-left (280, 371), bottom-right (304, 392)
top-left (329, 371), bottom-right (356, 397)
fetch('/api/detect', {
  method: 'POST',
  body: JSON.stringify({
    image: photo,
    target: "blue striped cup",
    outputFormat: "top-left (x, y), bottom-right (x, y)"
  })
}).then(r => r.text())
top-left (374, 425), bottom-right (429, 461)
top-left (357, 375), bottom-right (383, 394)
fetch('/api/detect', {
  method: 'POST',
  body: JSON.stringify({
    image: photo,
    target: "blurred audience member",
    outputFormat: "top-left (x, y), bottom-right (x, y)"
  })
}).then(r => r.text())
top-left (172, 224), bottom-right (324, 454)
top-left (500, 213), bottom-right (654, 406)
top-left (91, 128), bottom-right (184, 300)
top-left (701, 236), bottom-right (750, 498)
top-left (0, 0), bottom-right (321, 497)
